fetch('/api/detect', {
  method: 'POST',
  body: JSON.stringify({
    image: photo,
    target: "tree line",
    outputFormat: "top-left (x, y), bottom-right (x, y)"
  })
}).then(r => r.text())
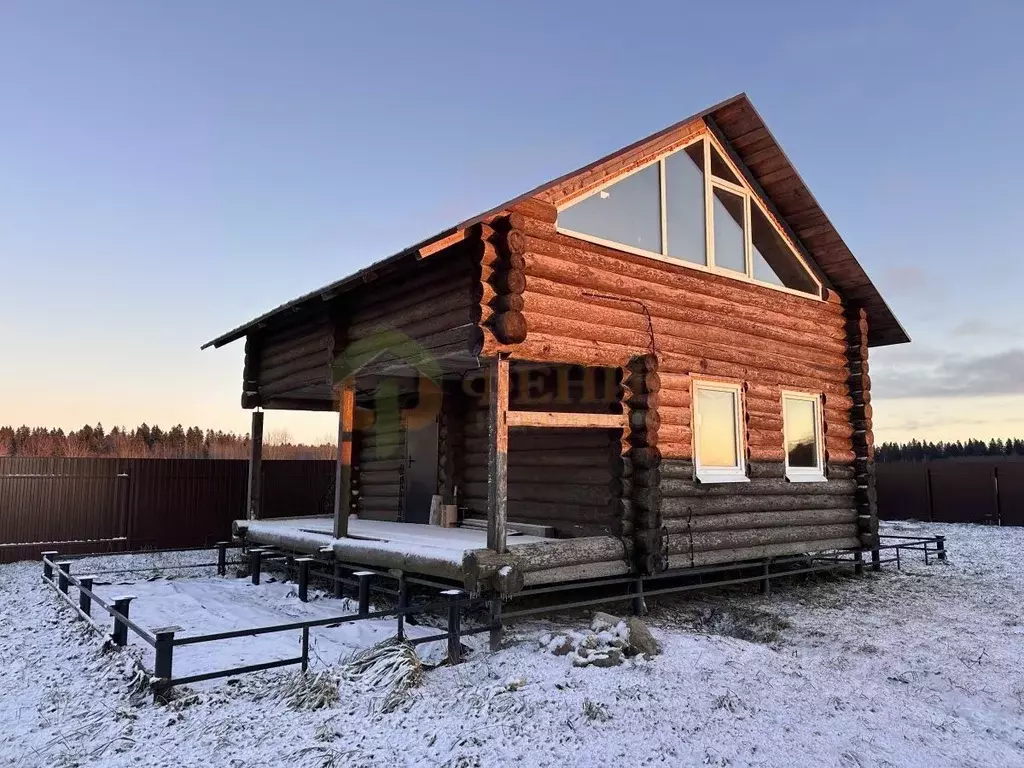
top-left (876, 438), bottom-right (1024, 463)
top-left (0, 424), bottom-right (336, 460)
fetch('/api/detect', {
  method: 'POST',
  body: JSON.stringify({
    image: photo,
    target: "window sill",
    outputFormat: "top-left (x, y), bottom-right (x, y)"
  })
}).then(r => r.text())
top-left (694, 471), bottom-right (750, 485)
top-left (786, 472), bottom-right (828, 484)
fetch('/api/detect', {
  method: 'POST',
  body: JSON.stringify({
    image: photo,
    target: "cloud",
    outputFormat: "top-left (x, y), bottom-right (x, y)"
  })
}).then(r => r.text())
top-left (873, 348), bottom-right (1024, 399)
top-left (950, 319), bottom-right (1018, 337)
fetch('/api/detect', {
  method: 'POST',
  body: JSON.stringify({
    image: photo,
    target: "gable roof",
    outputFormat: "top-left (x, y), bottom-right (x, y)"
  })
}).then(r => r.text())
top-left (203, 93), bottom-right (908, 350)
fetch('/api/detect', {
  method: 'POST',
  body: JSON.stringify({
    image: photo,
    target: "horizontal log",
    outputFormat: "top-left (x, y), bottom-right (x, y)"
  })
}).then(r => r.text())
top-left (260, 353), bottom-right (330, 389)
top-left (746, 462), bottom-right (786, 479)
top-left (668, 523), bottom-right (858, 555)
top-left (667, 537), bottom-right (860, 569)
top-left (522, 288), bottom-right (845, 371)
top-left (522, 560), bottom-right (631, 586)
top-left (462, 465), bottom-right (610, 486)
top-left (662, 494), bottom-right (854, 517)
top-left (521, 233), bottom-right (843, 329)
top-left (749, 445), bottom-right (785, 463)
top-left (505, 500), bottom-right (612, 524)
top-left (663, 508), bottom-right (857, 534)
top-left (259, 319), bottom-right (331, 355)
top-left (524, 310), bottom-right (848, 385)
top-left (658, 406), bottom-right (691, 426)
top-left (465, 451), bottom-right (613, 469)
top-left (508, 199), bottom-right (558, 225)
top-left (259, 368), bottom-right (330, 399)
top-left (506, 535), bottom-right (631, 572)
top-left (658, 388), bottom-right (691, 408)
top-left (660, 461), bottom-right (695, 479)
top-left (462, 481), bottom-right (609, 506)
top-left (260, 335), bottom-right (331, 371)
top-left (507, 411), bottom-right (626, 429)
top-left (463, 433), bottom-right (615, 455)
top-left (662, 477), bottom-right (856, 497)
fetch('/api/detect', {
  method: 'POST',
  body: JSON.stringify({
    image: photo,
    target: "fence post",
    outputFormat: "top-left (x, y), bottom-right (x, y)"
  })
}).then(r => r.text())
top-left (871, 548), bottom-right (881, 572)
top-left (333, 565), bottom-right (345, 599)
top-left (41, 551), bottom-right (59, 581)
top-left (355, 571), bottom-right (373, 618)
top-left (154, 627), bottom-right (177, 680)
top-left (296, 557), bottom-right (313, 602)
top-left (250, 549), bottom-right (263, 586)
top-left (443, 589), bottom-right (463, 665)
top-left (396, 571), bottom-right (408, 641)
top-left (630, 577), bottom-right (645, 616)
top-left (936, 535), bottom-right (946, 561)
top-left (488, 598), bottom-right (502, 651)
top-left (78, 576), bottom-right (94, 617)
top-left (854, 550), bottom-right (864, 576)
top-left (216, 541), bottom-right (229, 576)
top-left (301, 626), bottom-right (310, 673)
top-left (111, 596), bottom-right (135, 646)
top-left (759, 559), bottom-right (772, 595)
top-left (57, 561), bottom-right (72, 594)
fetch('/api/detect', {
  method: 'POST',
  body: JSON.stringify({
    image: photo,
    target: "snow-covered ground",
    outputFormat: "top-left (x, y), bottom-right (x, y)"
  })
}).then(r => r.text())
top-left (2, 522), bottom-right (1023, 767)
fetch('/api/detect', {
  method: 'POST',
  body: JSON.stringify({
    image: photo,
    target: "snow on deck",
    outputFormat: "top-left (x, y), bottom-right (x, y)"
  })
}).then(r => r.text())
top-left (5, 521), bottom-right (1024, 766)
top-left (244, 515), bottom-right (555, 567)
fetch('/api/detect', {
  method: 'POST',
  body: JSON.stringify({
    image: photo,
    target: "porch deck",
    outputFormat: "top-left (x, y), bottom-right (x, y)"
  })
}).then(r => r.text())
top-left (233, 515), bottom-right (632, 592)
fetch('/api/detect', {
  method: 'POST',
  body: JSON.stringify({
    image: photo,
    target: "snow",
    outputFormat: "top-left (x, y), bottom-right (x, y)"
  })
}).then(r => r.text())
top-left (244, 516), bottom-right (555, 568)
top-left (3, 521), bottom-right (1024, 767)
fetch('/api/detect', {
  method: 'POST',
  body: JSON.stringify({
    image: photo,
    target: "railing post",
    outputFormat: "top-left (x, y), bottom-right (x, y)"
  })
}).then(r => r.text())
top-left (936, 535), bottom-right (946, 561)
top-left (41, 551), bottom-right (59, 581)
top-left (396, 571), bottom-right (409, 641)
top-left (759, 559), bottom-right (772, 596)
top-left (78, 576), bottom-right (94, 617)
top-left (443, 589), bottom-right (463, 665)
top-left (895, 547), bottom-right (901, 571)
top-left (111, 596), bottom-right (135, 646)
top-left (333, 565), bottom-right (345, 599)
top-left (488, 598), bottom-right (502, 652)
top-left (871, 547), bottom-right (881, 572)
top-left (296, 557), bottom-right (313, 603)
top-left (301, 626), bottom-right (310, 673)
top-left (154, 628), bottom-right (177, 680)
top-left (854, 550), bottom-right (864, 576)
top-left (57, 561), bottom-right (72, 594)
top-left (216, 541), bottom-right (229, 576)
top-left (250, 548), bottom-right (263, 586)
top-left (355, 571), bottom-right (373, 618)
top-left (630, 577), bottom-right (645, 616)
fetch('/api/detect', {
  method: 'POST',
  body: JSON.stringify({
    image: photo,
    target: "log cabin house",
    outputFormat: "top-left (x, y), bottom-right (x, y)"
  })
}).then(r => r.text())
top-left (204, 93), bottom-right (908, 600)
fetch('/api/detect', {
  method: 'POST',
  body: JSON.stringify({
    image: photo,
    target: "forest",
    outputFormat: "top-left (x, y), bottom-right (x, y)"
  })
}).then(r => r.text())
top-left (2, 423), bottom-right (1023, 463)
top-left (0, 424), bottom-right (335, 460)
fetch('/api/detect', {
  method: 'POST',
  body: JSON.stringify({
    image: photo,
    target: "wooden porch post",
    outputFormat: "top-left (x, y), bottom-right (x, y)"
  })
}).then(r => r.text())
top-left (246, 409), bottom-right (264, 520)
top-left (487, 354), bottom-right (510, 553)
top-left (333, 379), bottom-right (356, 539)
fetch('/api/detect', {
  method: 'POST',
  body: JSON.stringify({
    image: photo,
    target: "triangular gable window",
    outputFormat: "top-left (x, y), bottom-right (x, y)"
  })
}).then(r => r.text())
top-left (557, 163), bottom-right (662, 254)
top-left (557, 137), bottom-right (821, 297)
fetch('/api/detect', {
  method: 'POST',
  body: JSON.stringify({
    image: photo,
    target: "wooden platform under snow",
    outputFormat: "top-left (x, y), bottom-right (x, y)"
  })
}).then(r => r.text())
top-left (233, 516), bottom-right (633, 593)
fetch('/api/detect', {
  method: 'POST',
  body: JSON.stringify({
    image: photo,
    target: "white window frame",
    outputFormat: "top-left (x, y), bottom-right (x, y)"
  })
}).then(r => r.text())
top-left (555, 132), bottom-right (823, 300)
top-left (692, 380), bottom-right (749, 484)
top-left (781, 391), bottom-right (827, 483)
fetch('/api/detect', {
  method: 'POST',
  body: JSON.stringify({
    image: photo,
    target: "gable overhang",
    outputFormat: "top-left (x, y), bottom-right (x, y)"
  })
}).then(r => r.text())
top-left (203, 93), bottom-right (908, 351)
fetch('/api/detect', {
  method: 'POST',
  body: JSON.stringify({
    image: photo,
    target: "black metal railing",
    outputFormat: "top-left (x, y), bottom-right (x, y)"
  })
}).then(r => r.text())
top-left (41, 546), bottom-right (487, 700)
top-left (41, 533), bottom-right (947, 699)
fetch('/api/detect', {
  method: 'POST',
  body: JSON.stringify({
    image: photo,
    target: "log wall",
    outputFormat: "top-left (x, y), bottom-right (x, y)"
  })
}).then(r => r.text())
top-left (474, 195), bottom-right (862, 565)
top-left (244, 247), bottom-right (485, 408)
top-left (353, 396), bottom-right (407, 522)
top-left (458, 363), bottom-right (622, 538)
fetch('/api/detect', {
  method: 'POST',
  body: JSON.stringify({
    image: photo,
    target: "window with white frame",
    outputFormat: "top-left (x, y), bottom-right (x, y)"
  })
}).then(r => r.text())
top-left (556, 136), bottom-right (821, 296)
top-left (782, 392), bottom-right (826, 482)
top-left (692, 381), bottom-right (748, 483)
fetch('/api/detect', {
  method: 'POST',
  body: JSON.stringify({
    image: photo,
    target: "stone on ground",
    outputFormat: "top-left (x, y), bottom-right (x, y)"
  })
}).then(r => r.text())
top-left (625, 616), bottom-right (661, 657)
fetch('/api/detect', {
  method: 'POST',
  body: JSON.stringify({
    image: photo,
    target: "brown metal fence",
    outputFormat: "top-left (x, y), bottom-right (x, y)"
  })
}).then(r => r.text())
top-left (0, 458), bottom-right (334, 563)
top-left (876, 460), bottom-right (1024, 525)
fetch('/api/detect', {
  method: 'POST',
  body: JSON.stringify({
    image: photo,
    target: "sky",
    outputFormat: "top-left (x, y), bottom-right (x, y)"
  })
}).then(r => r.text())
top-left (1, 0), bottom-right (1022, 446)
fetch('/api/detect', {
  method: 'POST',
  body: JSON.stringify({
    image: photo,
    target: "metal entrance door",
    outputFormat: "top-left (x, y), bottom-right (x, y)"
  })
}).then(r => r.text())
top-left (402, 421), bottom-right (439, 524)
